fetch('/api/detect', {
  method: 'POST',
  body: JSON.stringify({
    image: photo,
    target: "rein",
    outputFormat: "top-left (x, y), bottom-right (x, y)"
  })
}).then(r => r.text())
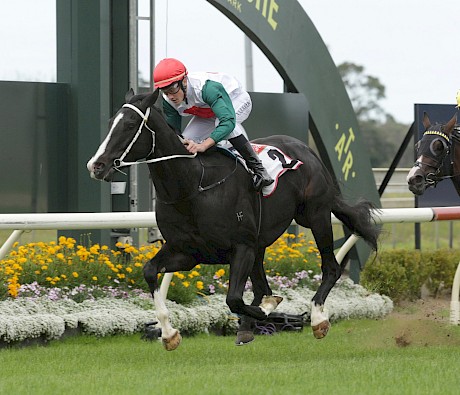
top-left (159, 155), bottom-right (239, 205)
top-left (115, 103), bottom-right (239, 204)
top-left (113, 103), bottom-right (197, 170)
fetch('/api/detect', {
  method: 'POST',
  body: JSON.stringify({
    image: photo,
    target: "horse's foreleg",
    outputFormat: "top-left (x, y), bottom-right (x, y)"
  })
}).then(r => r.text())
top-left (227, 245), bottom-right (282, 322)
top-left (236, 247), bottom-right (281, 345)
top-left (143, 250), bottom-right (196, 351)
top-left (143, 260), bottom-right (181, 350)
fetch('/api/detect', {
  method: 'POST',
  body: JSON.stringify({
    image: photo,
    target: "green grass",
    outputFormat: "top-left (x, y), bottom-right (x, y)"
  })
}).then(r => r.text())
top-left (2, 318), bottom-right (460, 395)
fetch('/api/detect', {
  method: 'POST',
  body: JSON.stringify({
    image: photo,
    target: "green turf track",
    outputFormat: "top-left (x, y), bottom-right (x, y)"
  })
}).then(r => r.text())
top-left (1, 317), bottom-right (460, 395)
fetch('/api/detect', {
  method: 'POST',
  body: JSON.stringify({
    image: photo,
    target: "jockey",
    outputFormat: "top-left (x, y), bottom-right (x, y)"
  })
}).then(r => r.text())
top-left (153, 57), bottom-right (274, 192)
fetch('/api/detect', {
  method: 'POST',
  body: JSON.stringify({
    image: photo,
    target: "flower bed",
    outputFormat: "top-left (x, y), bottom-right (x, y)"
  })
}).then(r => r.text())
top-left (0, 233), bottom-right (393, 345)
top-left (0, 233), bottom-right (324, 304)
top-left (0, 279), bottom-right (393, 345)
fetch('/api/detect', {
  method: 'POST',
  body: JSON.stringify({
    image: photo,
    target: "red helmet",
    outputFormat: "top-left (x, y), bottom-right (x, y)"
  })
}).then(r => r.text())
top-left (153, 58), bottom-right (187, 89)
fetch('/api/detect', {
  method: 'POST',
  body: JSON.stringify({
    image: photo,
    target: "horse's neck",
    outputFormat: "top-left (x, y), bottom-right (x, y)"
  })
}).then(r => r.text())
top-left (146, 114), bottom-right (201, 202)
top-left (450, 133), bottom-right (460, 196)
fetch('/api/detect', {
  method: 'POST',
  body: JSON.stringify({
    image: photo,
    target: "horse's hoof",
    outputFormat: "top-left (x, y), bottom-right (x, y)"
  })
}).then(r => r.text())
top-left (235, 331), bottom-right (255, 346)
top-left (260, 295), bottom-right (284, 311)
top-left (162, 330), bottom-right (182, 351)
top-left (312, 320), bottom-right (330, 339)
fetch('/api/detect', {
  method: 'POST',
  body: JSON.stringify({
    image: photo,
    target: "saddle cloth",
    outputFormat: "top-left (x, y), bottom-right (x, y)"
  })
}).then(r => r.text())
top-left (224, 143), bottom-right (303, 197)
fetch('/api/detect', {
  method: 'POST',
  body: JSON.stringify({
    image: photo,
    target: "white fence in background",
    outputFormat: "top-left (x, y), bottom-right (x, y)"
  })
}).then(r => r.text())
top-left (1, 207), bottom-right (460, 325)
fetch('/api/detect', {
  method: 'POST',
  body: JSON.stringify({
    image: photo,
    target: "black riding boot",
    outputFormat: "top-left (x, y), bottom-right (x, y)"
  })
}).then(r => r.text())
top-left (229, 135), bottom-right (274, 192)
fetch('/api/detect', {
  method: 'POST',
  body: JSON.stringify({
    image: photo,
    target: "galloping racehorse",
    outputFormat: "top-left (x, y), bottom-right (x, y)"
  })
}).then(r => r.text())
top-left (87, 89), bottom-right (379, 350)
top-left (407, 112), bottom-right (459, 195)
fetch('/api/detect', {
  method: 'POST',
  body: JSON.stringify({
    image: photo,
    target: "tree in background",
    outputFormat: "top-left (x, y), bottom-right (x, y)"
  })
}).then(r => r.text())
top-left (338, 62), bottom-right (413, 168)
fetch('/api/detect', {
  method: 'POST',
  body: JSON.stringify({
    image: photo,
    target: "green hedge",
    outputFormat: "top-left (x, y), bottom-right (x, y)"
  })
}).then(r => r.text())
top-left (361, 249), bottom-right (460, 301)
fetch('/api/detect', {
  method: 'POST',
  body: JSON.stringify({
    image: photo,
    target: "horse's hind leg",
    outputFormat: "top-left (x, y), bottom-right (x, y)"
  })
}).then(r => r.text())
top-left (143, 246), bottom-right (196, 351)
top-left (307, 212), bottom-right (341, 339)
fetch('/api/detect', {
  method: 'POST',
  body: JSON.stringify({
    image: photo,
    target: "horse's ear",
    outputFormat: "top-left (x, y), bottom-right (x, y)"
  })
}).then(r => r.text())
top-left (422, 112), bottom-right (431, 129)
top-left (125, 88), bottom-right (135, 103)
top-left (141, 89), bottom-right (160, 109)
top-left (445, 113), bottom-right (458, 135)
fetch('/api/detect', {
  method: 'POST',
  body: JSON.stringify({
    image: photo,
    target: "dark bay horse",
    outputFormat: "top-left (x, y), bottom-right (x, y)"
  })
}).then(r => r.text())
top-left (87, 89), bottom-right (379, 350)
top-left (407, 112), bottom-right (459, 195)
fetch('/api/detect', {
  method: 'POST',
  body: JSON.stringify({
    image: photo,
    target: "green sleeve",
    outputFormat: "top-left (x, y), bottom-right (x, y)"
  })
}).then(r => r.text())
top-left (162, 99), bottom-right (182, 132)
top-left (202, 80), bottom-right (236, 143)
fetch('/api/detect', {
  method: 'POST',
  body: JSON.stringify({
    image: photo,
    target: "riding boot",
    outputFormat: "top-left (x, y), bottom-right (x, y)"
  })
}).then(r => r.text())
top-left (229, 135), bottom-right (274, 192)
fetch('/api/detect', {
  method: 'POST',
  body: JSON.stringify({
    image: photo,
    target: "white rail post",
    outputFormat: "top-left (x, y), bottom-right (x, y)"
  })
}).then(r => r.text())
top-left (0, 230), bottom-right (24, 260)
top-left (450, 261), bottom-right (460, 325)
top-left (335, 234), bottom-right (360, 265)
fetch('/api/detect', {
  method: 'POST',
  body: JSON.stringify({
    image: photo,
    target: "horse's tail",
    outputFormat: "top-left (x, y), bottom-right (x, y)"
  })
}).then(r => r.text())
top-left (332, 195), bottom-right (380, 251)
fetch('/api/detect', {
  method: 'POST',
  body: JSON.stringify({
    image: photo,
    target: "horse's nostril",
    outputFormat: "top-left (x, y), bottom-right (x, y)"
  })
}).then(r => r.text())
top-left (93, 162), bottom-right (105, 173)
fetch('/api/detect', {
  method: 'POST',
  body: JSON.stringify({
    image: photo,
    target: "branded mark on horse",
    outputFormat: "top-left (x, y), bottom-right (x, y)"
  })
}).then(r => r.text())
top-left (407, 112), bottom-right (459, 195)
top-left (87, 89), bottom-right (379, 350)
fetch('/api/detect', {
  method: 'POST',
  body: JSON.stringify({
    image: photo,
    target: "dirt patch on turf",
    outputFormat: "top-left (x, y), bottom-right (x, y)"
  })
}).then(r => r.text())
top-left (379, 295), bottom-right (460, 348)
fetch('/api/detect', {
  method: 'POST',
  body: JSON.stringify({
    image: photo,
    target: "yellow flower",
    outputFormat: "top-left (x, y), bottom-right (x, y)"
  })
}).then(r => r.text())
top-left (72, 272), bottom-right (79, 278)
top-left (174, 272), bottom-right (185, 280)
top-left (182, 281), bottom-right (190, 288)
top-left (89, 244), bottom-right (100, 254)
top-left (125, 267), bottom-right (133, 273)
top-left (92, 276), bottom-right (98, 281)
top-left (41, 265), bottom-right (48, 271)
top-left (196, 281), bottom-right (204, 290)
top-left (215, 269), bottom-right (225, 278)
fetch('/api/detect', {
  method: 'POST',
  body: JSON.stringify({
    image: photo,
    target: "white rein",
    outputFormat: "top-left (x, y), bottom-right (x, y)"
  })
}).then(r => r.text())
top-left (113, 103), bottom-right (196, 169)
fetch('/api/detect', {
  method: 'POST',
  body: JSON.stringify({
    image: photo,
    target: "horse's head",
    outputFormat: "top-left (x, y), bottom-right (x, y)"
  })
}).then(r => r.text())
top-left (406, 112), bottom-right (457, 195)
top-left (87, 89), bottom-right (160, 181)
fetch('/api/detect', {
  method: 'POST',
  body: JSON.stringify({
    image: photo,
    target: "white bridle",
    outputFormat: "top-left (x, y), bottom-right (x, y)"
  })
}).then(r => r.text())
top-left (113, 103), bottom-right (196, 169)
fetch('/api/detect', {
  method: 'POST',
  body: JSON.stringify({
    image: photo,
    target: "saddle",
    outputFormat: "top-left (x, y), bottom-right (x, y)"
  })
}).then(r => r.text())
top-left (217, 143), bottom-right (303, 197)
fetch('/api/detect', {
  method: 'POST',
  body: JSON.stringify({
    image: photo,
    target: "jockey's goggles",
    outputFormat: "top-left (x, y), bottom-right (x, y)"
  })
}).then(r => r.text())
top-left (161, 82), bottom-right (181, 95)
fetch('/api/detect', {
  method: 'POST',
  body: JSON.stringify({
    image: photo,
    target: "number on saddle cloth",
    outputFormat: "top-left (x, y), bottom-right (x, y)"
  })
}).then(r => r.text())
top-left (217, 143), bottom-right (303, 196)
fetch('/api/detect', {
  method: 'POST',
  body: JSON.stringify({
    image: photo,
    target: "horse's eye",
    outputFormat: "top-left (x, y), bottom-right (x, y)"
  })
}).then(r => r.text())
top-left (126, 122), bottom-right (137, 130)
top-left (429, 139), bottom-right (444, 156)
